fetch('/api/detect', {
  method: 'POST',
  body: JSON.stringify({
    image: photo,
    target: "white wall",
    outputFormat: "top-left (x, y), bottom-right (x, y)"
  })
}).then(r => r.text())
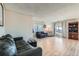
top-left (0, 4), bottom-right (5, 37)
top-left (5, 9), bottom-right (33, 41)
top-left (37, 4), bottom-right (79, 38)
top-left (3, 4), bottom-right (79, 39)
top-left (42, 4), bottom-right (79, 22)
top-left (0, 27), bottom-right (5, 37)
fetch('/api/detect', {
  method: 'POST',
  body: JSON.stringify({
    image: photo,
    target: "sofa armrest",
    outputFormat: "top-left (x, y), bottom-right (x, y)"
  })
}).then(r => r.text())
top-left (17, 47), bottom-right (42, 56)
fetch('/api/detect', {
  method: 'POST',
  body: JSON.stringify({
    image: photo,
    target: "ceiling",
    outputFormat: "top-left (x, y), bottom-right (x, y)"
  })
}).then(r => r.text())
top-left (4, 3), bottom-right (76, 17)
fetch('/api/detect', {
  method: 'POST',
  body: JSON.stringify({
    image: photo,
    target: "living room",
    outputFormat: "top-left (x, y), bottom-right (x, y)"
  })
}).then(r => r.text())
top-left (1, 3), bottom-right (79, 56)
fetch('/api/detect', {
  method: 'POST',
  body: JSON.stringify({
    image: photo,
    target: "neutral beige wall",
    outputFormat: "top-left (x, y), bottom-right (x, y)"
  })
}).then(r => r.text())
top-left (0, 27), bottom-right (5, 37)
top-left (0, 4), bottom-right (5, 37)
top-left (5, 9), bottom-right (33, 41)
top-left (43, 4), bottom-right (79, 38)
top-left (32, 4), bottom-right (79, 37)
top-left (62, 20), bottom-right (67, 38)
top-left (3, 4), bottom-right (79, 39)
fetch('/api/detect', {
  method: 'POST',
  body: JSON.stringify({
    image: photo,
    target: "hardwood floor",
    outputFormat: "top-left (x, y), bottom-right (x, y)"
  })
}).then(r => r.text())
top-left (37, 37), bottom-right (79, 56)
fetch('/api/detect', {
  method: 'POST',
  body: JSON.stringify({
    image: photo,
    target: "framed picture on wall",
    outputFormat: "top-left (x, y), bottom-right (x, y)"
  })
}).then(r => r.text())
top-left (0, 3), bottom-right (4, 26)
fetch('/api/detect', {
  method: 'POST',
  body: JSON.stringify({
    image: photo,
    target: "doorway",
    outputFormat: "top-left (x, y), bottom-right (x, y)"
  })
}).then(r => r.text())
top-left (54, 21), bottom-right (63, 37)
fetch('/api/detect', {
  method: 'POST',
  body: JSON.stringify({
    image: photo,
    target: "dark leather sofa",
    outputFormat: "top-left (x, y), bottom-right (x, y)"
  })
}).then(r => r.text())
top-left (0, 34), bottom-right (42, 56)
top-left (36, 32), bottom-right (48, 38)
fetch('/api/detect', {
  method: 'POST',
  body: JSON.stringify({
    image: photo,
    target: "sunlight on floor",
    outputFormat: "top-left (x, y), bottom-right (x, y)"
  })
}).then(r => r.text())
top-left (37, 37), bottom-right (79, 56)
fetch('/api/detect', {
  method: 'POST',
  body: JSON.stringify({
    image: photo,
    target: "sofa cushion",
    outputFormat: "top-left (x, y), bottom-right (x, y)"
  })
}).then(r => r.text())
top-left (14, 38), bottom-right (32, 54)
top-left (14, 37), bottom-right (42, 56)
top-left (0, 34), bottom-right (17, 56)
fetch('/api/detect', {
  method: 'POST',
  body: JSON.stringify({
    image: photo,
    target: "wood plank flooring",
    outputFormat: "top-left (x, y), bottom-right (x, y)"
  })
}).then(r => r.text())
top-left (37, 37), bottom-right (79, 56)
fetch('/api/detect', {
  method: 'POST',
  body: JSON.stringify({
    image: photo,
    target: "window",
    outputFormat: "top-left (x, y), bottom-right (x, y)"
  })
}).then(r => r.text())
top-left (55, 26), bottom-right (62, 33)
